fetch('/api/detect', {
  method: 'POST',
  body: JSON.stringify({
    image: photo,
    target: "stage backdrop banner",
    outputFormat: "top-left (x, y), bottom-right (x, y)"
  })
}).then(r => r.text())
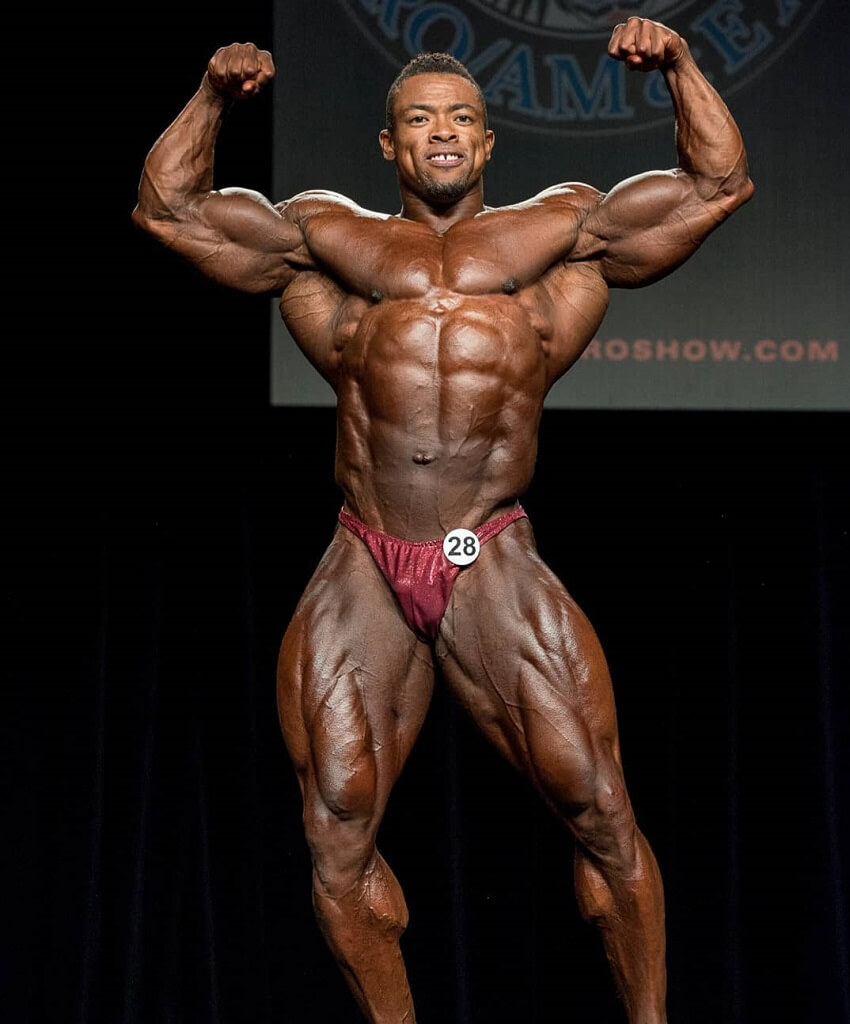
top-left (270, 0), bottom-right (848, 410)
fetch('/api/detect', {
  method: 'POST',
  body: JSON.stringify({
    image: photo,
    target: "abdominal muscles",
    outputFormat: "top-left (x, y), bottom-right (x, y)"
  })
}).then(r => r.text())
top-left (334, 294), bottom-right (547, 539)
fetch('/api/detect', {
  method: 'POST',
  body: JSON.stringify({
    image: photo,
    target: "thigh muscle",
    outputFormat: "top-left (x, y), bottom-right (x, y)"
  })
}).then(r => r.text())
top-left (437, 520), bottom-right (621, 813)
top-left (277, 526), bottom-right (436, 824)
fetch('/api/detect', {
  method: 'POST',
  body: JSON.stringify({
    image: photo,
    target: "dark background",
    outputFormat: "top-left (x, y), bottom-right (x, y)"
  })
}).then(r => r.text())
top-left (4, 2), bottom-right (849, 1023)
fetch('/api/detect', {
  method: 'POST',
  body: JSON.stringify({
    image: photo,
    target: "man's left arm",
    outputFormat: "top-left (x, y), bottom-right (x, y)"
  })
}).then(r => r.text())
top-left (575, 18), bottom-right (755, 287)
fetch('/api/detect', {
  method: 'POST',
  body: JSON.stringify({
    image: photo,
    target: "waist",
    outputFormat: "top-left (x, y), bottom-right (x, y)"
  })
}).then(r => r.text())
top-left (338, 502), bottom-right (527, 545)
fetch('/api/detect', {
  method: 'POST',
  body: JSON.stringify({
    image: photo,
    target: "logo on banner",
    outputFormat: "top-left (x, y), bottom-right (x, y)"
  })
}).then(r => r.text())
top-left (338, 0), bottom-right (824, 135)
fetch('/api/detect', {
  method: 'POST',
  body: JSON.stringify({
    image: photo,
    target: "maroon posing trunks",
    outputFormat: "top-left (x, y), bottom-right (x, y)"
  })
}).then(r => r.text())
top-left (337, 505), bottom-right (528, 641)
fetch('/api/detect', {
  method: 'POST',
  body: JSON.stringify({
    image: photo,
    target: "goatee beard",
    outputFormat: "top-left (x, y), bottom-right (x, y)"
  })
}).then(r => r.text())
top-left (422, 177), bottom-right (470, 203)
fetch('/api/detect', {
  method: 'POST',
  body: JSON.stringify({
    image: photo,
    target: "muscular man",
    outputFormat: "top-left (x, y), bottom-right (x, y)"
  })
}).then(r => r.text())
top-left (133, 19), bottom-right (752, 1023)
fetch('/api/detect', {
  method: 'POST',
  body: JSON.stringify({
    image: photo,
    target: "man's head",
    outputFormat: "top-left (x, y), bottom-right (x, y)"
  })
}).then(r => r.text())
top-left (379, 54), bottom-right (494, 207)
top-left (384, 53), bottom-right (488, 131)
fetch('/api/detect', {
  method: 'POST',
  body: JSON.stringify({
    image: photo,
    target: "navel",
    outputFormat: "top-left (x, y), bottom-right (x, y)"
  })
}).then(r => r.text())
top-left (370, 288), bottom-right (383, 304)
top-left (501, 278), bottom-right (519, 295)
top-left (412, 451), bottom-right (436, 465)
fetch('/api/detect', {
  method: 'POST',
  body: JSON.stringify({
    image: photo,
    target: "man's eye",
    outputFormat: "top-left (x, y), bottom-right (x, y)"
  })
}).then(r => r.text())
top-left (457, 115), bottom-right (472, 123)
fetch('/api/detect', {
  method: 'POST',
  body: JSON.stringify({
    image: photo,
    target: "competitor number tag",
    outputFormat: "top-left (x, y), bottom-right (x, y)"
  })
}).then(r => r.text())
top-left (443, 528), bottom-right (481, 566)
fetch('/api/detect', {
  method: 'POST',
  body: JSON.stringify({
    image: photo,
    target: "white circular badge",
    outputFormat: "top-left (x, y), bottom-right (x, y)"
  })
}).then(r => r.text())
top-left (442, 528), bottom-right (481, 566)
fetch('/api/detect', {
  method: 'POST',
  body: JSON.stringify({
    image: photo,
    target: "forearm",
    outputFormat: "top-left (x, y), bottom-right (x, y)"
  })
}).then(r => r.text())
top-left (664, 46), bottom-right (753, 205)
top-left (134, 76), bottom-right (228, 225)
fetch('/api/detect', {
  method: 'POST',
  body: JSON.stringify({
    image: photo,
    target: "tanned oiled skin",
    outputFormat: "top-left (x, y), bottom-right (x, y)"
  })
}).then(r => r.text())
top-left (287, 193), bottom-right (610, 536)
top-left (133, 19), bottom-right (753, 1023)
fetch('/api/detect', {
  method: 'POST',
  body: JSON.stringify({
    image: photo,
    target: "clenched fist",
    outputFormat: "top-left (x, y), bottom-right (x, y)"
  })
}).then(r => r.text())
top-left (204, 41), bottom-right (275, 100)
top-left (608, 18), bottom-right (688, 72)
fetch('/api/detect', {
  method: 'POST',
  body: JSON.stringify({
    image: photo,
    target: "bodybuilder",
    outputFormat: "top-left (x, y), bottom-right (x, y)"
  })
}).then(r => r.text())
top-left (133, 18), bottom-right (753, 1023)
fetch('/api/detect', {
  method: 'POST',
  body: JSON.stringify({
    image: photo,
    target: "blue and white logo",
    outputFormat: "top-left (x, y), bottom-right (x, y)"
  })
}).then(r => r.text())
top-left (339, 0), bottom-right (825, 134)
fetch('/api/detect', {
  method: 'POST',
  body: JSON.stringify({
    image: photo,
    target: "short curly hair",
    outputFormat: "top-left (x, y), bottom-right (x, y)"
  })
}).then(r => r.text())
top-left (385, 53), bottom-right (488, 130)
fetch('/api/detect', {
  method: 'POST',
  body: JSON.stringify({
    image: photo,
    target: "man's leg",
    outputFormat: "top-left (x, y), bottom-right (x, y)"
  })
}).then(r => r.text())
top-left (277, 528), bottom-right (435, 1023)
top-left (438, 519), bottom-right (667, 1024)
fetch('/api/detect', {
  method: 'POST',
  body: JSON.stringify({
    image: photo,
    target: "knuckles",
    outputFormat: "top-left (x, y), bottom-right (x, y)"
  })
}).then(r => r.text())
top-left (207, 43), bottom-right (275, 96)
top-left (210, 42), bottom-right (274, 80)
top-left (608, 18), bottom-right (682, 62)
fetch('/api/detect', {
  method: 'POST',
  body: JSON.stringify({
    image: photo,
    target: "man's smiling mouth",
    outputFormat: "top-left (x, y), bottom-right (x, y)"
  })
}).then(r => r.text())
top-left (426, 152), bottom-right (463, 166)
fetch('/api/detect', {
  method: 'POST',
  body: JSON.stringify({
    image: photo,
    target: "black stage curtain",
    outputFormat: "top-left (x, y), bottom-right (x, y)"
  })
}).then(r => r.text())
top-left (5, 3), bottom-right (848, 1022)
top-left (6, 399), bottom-right (848, 1024)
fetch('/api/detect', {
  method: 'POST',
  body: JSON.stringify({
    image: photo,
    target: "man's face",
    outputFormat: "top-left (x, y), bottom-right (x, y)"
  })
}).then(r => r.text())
top-left (379, 73), bottom-right (495, 204)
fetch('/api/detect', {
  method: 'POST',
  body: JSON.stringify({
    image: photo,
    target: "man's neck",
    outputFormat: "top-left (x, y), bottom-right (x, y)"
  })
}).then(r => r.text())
top-left (397, 184), bottom-right (486, 233)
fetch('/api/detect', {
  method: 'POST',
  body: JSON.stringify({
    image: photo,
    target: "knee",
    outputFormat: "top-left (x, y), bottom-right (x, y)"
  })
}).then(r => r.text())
top-left (305, 800), bottom-right (378, 898)
top-left (525, 731), bottom-right (640, 870)
top-left (522, 717), bottom-right (636, 868)
top-left (570, 772), bottom-right (639, 871)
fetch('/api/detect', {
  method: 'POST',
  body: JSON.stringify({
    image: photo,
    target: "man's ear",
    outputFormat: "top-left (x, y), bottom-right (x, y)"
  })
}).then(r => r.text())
top-left (379, 128), bottom-right (395, 162)
top-left (485, 129), bottom-right (495, 161)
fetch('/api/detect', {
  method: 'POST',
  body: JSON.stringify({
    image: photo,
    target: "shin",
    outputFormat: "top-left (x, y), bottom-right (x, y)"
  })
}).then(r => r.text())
top-left (571, 787), bottom-right (668, 1024)
top-left (309, 815), bottom-right (416, 1024)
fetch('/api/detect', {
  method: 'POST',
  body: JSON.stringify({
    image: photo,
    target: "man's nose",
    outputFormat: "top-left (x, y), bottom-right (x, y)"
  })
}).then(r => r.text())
top-left (430, 122), bottom-right (457, 141)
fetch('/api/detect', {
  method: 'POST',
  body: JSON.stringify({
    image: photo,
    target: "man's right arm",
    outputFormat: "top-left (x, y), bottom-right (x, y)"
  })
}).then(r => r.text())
top-left (131, 42), bottom-right (310, 294)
